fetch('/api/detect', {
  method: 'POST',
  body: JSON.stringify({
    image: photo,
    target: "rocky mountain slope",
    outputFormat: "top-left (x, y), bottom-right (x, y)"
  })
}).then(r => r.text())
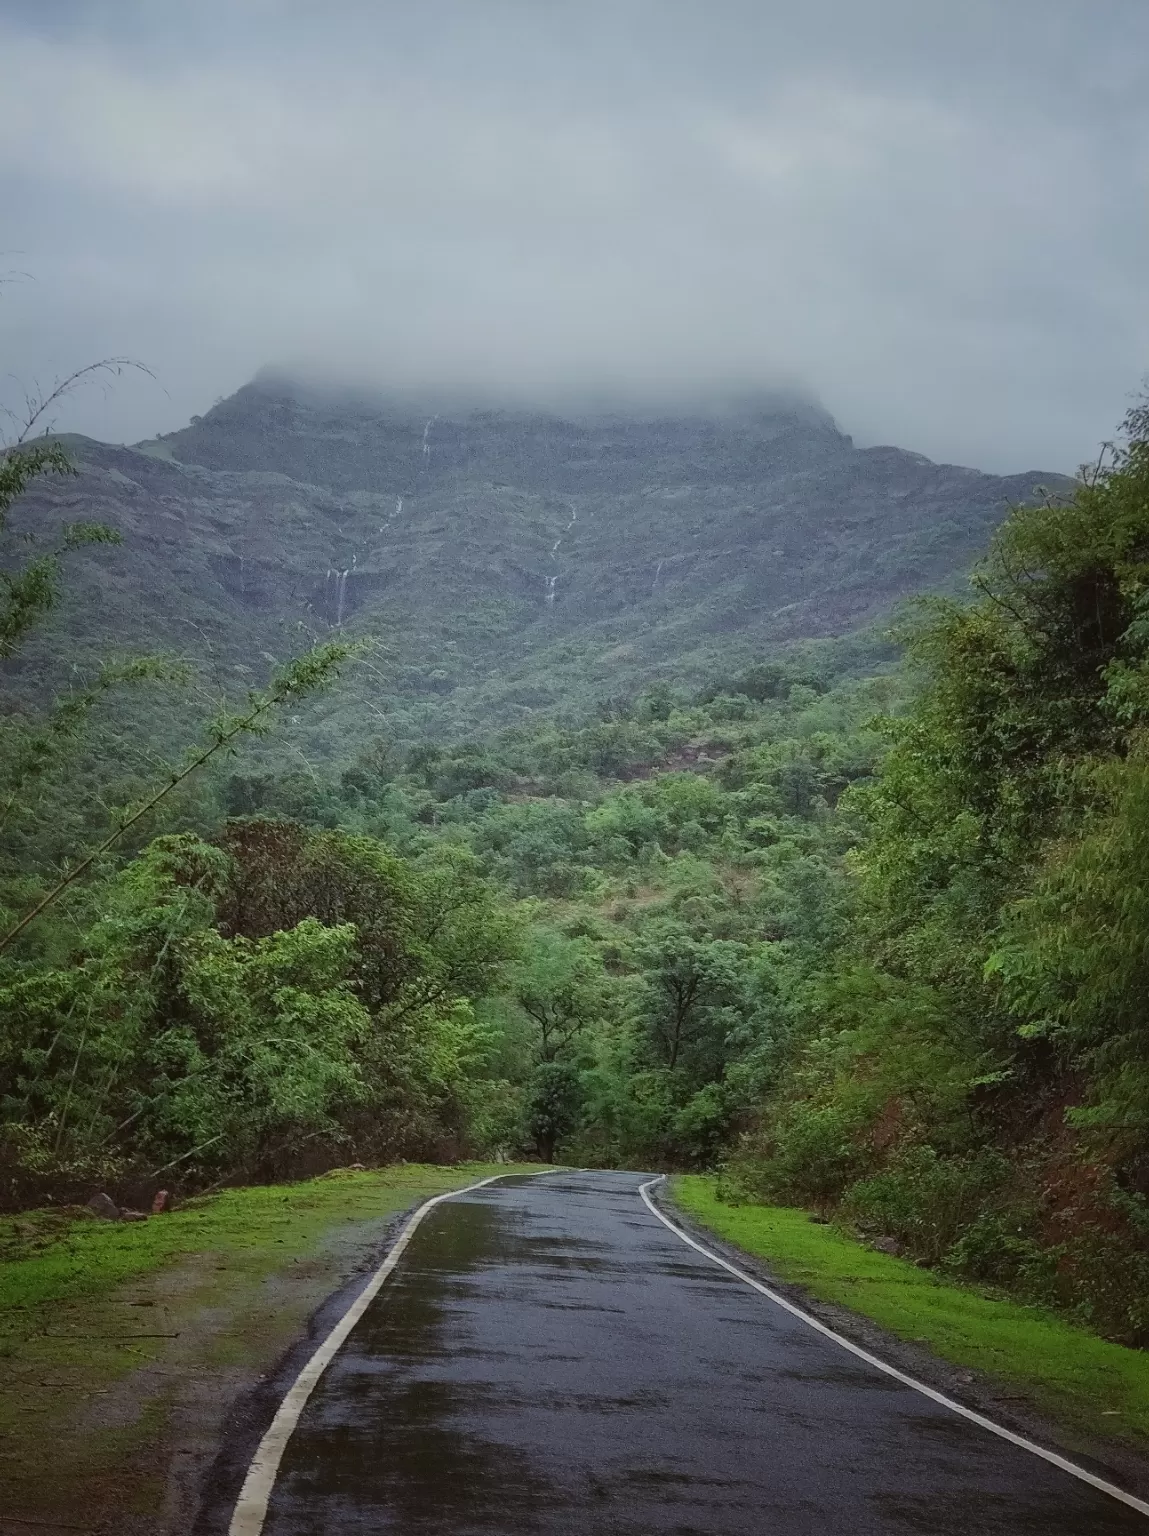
top-left (10, 374), bottom-right (1066, 759)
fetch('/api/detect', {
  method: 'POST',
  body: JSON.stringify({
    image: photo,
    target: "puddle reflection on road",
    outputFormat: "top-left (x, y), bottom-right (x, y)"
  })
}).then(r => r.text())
top-left (259, 1174), bottom-right (1149, 1536)
top-left (266, 1194), bottom-right (565, 1532)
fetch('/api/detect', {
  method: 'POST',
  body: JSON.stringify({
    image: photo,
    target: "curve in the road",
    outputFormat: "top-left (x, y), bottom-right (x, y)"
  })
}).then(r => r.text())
top-left (222, 1169), bottom-right (1149, 1535)
top-left (226, 1170), bottom-right (554, 1536)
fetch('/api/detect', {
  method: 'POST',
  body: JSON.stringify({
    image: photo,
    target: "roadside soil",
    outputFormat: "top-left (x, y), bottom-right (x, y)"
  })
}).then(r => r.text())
top-left (0, 1163), bottom-right (527, 1536)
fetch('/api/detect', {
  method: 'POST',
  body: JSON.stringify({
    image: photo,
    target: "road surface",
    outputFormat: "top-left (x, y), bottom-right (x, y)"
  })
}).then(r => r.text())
top-left (245, 1170), bottom-right (1147, 1534)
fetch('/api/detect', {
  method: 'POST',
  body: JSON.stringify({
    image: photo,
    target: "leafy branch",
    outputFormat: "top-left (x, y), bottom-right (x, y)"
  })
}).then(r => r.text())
top-left (0, 643), bottom-right (354, 955)
top-left (0, 655), bottom-right (181, 835)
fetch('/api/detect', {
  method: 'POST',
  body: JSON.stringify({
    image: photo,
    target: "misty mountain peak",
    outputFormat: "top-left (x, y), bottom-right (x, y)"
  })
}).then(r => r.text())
top-left (35, 374), bottom-right (1070, 750)
top-left (145, 374), bottom-right (851, 496)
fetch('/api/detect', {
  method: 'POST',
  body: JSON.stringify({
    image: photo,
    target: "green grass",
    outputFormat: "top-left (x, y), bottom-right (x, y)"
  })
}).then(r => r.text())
top-left (671, 1176), bottom-right (1149, 1447)
top-left (0, 1163), bottom-right (540, 1531)
top-left (0, 1163), bottom-right (511, 1324)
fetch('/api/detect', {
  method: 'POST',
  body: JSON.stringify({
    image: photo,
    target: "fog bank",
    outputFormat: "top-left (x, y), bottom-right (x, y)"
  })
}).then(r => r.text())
top-left (2, 1), bottom-right (1146, 472)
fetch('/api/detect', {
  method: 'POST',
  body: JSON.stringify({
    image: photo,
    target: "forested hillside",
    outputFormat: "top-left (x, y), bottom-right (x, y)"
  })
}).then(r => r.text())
top-left (4, 388), bottom-right (1149, 1346)
top-left (8, 375), bottom-right (1062, 755)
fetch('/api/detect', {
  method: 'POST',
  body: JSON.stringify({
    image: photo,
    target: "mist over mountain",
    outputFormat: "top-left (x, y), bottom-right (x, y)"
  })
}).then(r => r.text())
top-left (5, 3), bottom-right (1145, 469)
top-left (14, 373), bottom-right (1067, 759)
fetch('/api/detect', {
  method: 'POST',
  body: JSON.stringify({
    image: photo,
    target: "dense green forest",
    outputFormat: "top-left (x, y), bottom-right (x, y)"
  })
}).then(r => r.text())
top-left (4, 399), bottom-right (1149, 1343)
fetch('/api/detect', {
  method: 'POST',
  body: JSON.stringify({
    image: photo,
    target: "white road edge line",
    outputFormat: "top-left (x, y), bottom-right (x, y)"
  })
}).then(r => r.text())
top-left (638, 1176), bottom-right (1149, 1521)
top-left (227, 1169), bottom-right (557, 1536)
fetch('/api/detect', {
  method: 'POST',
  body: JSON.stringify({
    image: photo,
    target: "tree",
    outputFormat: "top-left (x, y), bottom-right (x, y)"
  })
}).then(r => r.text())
top-left (634, 922), bottom-right (748, 1075)
top-left (511, 930), bottom-right (614, 1062)
top-left (0, 816), bottom-right (519, 1198)
top-left (990, 747), bottom-right (1149, 1160)
top-left (522, 1059), bottom-right (583, 1161)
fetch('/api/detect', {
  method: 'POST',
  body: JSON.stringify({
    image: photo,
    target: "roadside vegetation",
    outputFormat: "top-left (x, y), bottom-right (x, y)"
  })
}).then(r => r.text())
top-left (0, 1163), bottom-right (527, 1532)
top-left (672, 1176), bottom-right (1149, 1447)
top-left (5, 394), bottom-right (1149, 1371)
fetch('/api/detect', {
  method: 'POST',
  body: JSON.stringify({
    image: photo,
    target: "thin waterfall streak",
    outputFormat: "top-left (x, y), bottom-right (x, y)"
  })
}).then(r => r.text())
top-left (326, 561), bottom-right (352, 628)
top-left (546, 506), bottom-right (577, 602)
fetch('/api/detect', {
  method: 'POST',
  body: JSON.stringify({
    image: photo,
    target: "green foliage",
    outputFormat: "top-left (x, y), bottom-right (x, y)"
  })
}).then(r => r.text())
top-left (989, 749), bottom-right (1149, 1155)
top-left (0, 820), bottom-right (519, 1203)
top-left (844, 1147), bottom-right (1021, 1271)
top-left (510, 929), bottom-right (619, 1062)
top-left (634, 925), bottom-right (749, 1074)
top-left (10, 380), bottom-right (1149, 1359)
top-left (522, 1060), bottom-right (584, 1161)
top-left (3, 654), bottom-right (883, 1198)
top-left (157, 917), bottom-right (371, 1160)
top-left (725, 399), bottom-right (1149, 1340)
top-left (670, 1082), bottom-right (732, 1167)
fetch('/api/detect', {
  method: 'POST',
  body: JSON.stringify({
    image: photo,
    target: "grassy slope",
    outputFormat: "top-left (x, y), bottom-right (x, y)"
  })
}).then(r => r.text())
top-left (671, 1176), bottom-right (1149, 1449)
top-left (0, 1164), bottom-right (536, 1534)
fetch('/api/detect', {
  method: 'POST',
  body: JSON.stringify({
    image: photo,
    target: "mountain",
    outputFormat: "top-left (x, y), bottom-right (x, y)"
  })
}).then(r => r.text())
top-left (9, 375), bottom-right (1067, 760)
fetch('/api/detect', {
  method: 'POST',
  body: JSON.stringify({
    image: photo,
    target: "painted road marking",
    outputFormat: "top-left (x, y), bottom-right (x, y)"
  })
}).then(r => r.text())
top-left (227, 1170), bottom-right (555, 1536)
top-left (640, 1177), bottom-right (1149, 1522)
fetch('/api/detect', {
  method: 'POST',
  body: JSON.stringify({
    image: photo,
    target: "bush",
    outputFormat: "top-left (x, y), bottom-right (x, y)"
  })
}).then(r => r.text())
top-left (1056, 1226), bottom-right (1149, 1343)
top-left (843, 1146), bottom-right (1014, 1266)
top-left (942, 1209), bottom-right (1058, 1299)
top-left (755, 1103), bottom-right (864, 1215)
top-left (671, 1083), bottom-right (731, 1168)
top-left (522, 1060), bottom-right (584, 1161)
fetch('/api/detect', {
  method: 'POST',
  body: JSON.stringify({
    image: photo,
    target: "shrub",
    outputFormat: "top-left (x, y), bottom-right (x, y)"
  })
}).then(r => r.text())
top-left (757, 1103), bottom-right (865, 1215)
top-left (942, 1209), bottom-right (1059, 1300)
top-left (843, 1146), bottom-right (1013, 1266)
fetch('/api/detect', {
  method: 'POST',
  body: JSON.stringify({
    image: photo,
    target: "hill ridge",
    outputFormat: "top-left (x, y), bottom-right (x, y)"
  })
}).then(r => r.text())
top-left (13, 379), bottom-right (1070, 758)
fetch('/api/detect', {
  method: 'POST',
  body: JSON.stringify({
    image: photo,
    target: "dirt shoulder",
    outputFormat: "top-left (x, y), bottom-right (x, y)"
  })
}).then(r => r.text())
top-left (0, 1163), bottom-right (534, 1536)
top-left (663, 1175), bottom-right (1149, 1508)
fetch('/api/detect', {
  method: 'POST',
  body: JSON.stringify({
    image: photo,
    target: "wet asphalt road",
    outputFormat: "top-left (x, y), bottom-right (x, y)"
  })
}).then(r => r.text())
top-left (258, 1169), bottom-right (1147, 1535)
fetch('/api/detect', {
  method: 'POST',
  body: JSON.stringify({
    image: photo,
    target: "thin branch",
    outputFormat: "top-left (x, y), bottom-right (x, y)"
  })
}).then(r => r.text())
top-left (149, 1133), bottom-right (225, 1177)
top-left (13, 359), bottom-right (156, 445)
top-left (0, 645), bottom-right (351, 954)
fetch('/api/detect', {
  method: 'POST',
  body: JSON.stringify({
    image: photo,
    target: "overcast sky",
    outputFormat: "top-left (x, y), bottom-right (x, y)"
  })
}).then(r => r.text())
top-left (1, 1), bottom-right (1146, 471)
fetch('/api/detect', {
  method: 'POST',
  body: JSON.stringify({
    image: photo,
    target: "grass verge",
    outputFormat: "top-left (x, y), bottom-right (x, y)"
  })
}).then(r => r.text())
top-left (670, 1176), bottom-right (1149, 1450)
top-left (0, 1163), bottom-right (538, 1535)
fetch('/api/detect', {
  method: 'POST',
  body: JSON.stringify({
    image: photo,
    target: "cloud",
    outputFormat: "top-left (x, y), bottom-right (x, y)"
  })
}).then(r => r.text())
top-left (1, 0), bottom-right (1146, 471)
